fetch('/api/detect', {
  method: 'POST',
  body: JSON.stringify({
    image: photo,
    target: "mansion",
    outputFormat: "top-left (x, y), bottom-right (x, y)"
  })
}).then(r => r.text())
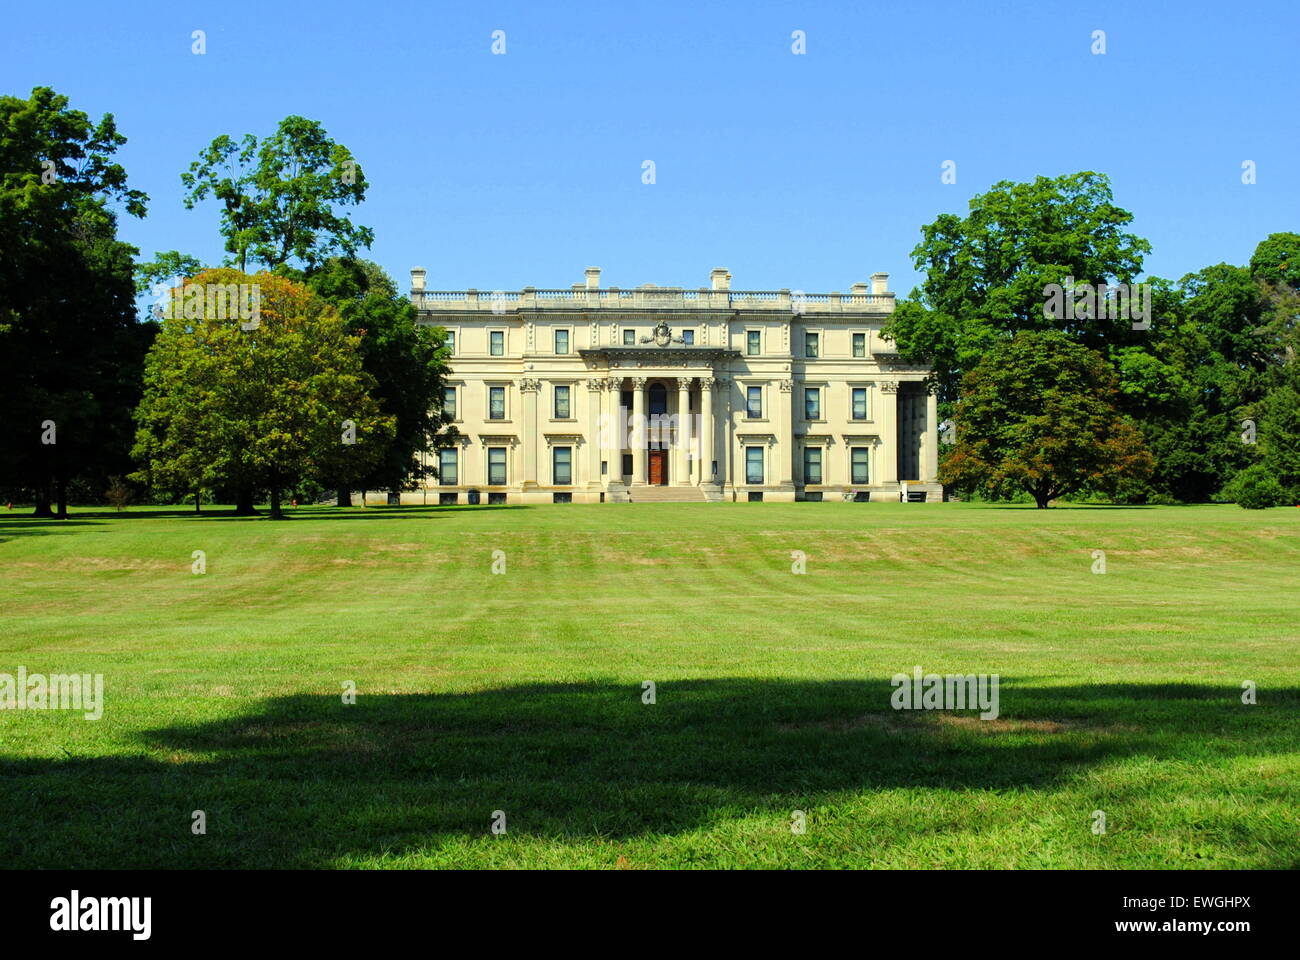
top-left (408, 266), bottom-right (942, 504)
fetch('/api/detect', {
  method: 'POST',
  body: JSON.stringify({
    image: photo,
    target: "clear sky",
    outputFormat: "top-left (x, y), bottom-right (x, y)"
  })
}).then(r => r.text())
top-left (3, 0), bottom-right (1297, 298)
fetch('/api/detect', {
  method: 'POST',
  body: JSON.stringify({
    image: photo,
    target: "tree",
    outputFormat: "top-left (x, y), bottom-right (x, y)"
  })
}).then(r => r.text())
top-left (885, 172), bottom-right (1151, 407)
top-left (1249, 232), bottom-right (1300, 291)
top-left (132, 269), bottom-right (394, 518)
top-left (181, 117), bottom-right (372, 272)
top-left (942, 331), bottom-right (1153, 508)
top-left (0, 87), bottom-right (150, 516)
top-left (302, 259), bottom-right (454, 503)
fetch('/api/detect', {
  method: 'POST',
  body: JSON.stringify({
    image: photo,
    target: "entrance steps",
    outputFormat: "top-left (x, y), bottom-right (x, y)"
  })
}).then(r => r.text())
top-left (629, 485), bottom-right (709, 503)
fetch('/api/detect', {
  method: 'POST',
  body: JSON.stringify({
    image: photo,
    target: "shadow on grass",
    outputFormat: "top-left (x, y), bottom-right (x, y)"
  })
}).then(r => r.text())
top-left (1, 678), bottom-right (1294, 868)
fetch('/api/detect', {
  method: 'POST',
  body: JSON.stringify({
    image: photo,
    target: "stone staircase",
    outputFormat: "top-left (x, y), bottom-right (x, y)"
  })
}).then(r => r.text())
top-left (628, 485), bottom-right (709, 503)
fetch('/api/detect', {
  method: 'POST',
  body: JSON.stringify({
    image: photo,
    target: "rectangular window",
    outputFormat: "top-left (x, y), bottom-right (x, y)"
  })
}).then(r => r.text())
top-left (805, 332), bottom-right (819, 358)
top-left (804, 387), bottom-right (820, 420)
top-left (804, 447), bottom-right (822, 484)
top-left (622, 453), bottom-right (633, 476)
top-left (439, 448), bottom-right (458, 485)
top-left (682, 330), bottom-right (694, 345)
top-left (851, 446), bottom-right (870, 484)
top-left (490, 330), bottom-right (504, 356)
top-left (553, 446), bottom-right (572, 485)
top-left (852, 387), bottom-right (868, 420)
top-left (747, 491), bottom-right (764, 502)
top-left (747, 330), bottom-right (761, 355)
top-left (488, 447), bottom-right (507, 485)
top-left (852, 332), bottom-right (866, 358)
top-left (489, 386), bottom-right (505, 420)
top-left (445, 330), bottom-right (456, 354)
top-left (554, 329), bottom-right (569, 354)
top-left (488, 492), bottom-right (507, 505)
top-left (623, 329), bottom-right (635, 345)
top-left (553, 384), bottom-right (571, 419)
top-left (620, 390), bottom-right (632, 411)
top-left (443, 385), bottom-right (457, 420)
top-left (746, 386), bottom-right (762, 419)
top-left (439, 492), bottom-right (458, 506)
top-left (552, 492), bottom-right (572, 504)
top-left (745, 446), bottom-right (764, 484)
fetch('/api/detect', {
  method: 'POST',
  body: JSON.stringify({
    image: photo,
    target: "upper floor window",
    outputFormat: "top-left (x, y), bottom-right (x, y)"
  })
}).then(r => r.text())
top-left (746, 386), bottom-right (763, 419)
top-left (443, 385), bottom-right (457, 420)
top-left (553, 384), bottom-right (571, 419)
top-left (746, 330), bottom-right (761, 355)
top-left (852, 332), bottom-right (866, 358)
top-left (490, 330), bottom-right (505, 356)
top-left (804, 332), bottom-right (819, 358)
top-left (804, 387), bottom-right (821, 420)
top-left (682, 330), bottom-right (695, 345)
top-left (852, 387), bottom-right (868, 420)
top-left (489, 386), bottom-right (505, 420)
top-left (623, 329), bottom-right (636, 345)
top-left (554, 329), bottom-right (569, 354)
top-left (444, 330), bottom-right (456, 354)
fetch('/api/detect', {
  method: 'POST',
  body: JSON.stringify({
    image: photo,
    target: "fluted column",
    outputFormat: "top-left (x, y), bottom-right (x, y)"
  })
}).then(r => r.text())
top-left (604, 376), bottom-right (623, 484)
top-left (631, 377), bottom-right (648, 485)
top-left (879, 380), bottom-right (899, 486)
top-left (776, 378), bottom-right (794, 488)
top-left (699, 377), bottom-right (715, 486)
top-left (520, 378), bottom-right (540, 489)
top-left (584, 378), bottom-right (601, 488)
top-left (674, 377), bottom-right (692, 485)
top-left (922, 390), bottom-right (939, 481)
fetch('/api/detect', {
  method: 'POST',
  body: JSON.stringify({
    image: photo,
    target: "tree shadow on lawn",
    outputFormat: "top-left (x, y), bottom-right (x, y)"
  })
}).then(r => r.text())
top-left (1, 678), bottom-right (1293, 868)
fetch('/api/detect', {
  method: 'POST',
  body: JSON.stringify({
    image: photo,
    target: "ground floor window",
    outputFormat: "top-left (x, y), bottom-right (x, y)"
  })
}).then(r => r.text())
top-left (439, 448), bottom-right (457, 485)
top-left (803, 491), bottom-right (823, 502)
top-left (552, 492), bottom-right (572, 504)
top-left (803, 446), bottom-right (822, 484)
top-left (488, 446), bottom-right (507, 485)
top-left (553, 445), bottom-right (572, 485)
top-left (747, 491), bottom-right (764, 502)
top-left (745, 446), bottom-right (764, 484)
top-left (439, 492), bottom-right (458, 505)
top-left (488, 492), bottom-right (507, 505)
top-left (851, 446), bottom-right (870, 484)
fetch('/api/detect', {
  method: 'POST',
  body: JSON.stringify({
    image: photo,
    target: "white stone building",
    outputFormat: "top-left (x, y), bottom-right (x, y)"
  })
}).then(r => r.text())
top-left (407, 266), bottom-right (941, 504)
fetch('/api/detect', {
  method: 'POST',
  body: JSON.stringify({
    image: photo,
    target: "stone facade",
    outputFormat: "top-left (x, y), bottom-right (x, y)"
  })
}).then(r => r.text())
top-left (402, 266), bottom-right (942, 504)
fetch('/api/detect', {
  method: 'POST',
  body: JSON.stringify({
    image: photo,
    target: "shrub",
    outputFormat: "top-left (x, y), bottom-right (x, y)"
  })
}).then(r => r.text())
top-left (1223, 465), bottom-right (1291, 510)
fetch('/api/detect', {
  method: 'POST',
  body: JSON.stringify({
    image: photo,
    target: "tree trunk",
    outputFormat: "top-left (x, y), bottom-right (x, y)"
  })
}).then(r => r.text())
top-left (234, 488), bottom-right (256, 515)
top-left (195, 490), bottom-right (201, 513)
top-left (336, 485), bottom-right (351, 507)
top-left (32, 480), bottom-right (53, 517)
top-left (270, 487), bottom-right (283, 520)
top-left (56, 477), bottom-right (68, 519)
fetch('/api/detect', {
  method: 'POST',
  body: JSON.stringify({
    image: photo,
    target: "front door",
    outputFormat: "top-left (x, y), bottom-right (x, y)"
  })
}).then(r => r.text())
top-left (648, 450), bottom-right (667, 485)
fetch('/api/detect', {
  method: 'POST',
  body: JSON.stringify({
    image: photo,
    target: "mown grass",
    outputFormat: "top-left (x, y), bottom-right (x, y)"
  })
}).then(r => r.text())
top-left (0, 501), bottom-right (1296, 868)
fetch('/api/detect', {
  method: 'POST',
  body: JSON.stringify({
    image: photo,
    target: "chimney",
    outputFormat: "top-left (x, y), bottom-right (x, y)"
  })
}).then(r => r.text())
top-left (411, 267), bottom-right (427, 291)
top-left (585, 266), bottom-right (601, 289)
top-left (871, 272), bottom-right (889, 296)
top-left (850, 282), bottom-right (868, 296)
top-left (710, 267), bottom-right (731, 291)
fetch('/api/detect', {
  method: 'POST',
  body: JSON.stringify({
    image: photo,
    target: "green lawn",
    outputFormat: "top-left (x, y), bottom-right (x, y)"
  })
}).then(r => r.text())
top-left (1, 501), bottom-right (1296, 869)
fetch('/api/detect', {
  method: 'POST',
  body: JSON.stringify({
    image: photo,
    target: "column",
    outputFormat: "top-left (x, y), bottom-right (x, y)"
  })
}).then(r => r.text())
top-left (674, 377), bottom-right (692, 485)
top-left (922, 390), bottom-right (939, 481)
top-left (879, 381), bottom-right (898, 486)
top-left (604, 376), bottom-right (622, 486)
top-left (631, 377), bottom-right (647, 485)
top-left (520, 378), bottom-right (540, 489)
top-left (776, 379), bottom-right (794, 488)
top-left (699, 377), bottom-right (715, 486)
top-left (585, 378), bottom-right (601, 488)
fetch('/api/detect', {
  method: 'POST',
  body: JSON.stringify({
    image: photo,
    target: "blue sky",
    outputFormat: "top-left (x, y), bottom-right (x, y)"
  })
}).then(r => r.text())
top-left (3, 0), bottom-right (1297, 297)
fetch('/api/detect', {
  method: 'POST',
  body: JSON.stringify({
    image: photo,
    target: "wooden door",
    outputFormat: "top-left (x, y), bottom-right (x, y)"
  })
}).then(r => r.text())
top-left (648, 450), bottom-right (667, 485)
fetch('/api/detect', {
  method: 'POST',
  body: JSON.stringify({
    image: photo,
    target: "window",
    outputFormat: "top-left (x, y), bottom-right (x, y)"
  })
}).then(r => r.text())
top-left (443, 385), bottom-right (457, 420)
top-left (490, 330), bottom-right (504, 356)
top-left (553, 385), bottom-right (571, 419)
top-left (804, 387), bottom-right (821, 420)
top-left (745, 446), bottom-right (764, 484)
top-left (682, 330), bottom-right (694, 345)
top-left (747, 330), bottom-right (761, 355)
top-left (445, 330), bottom-right (456, 354)
top-left (852, 332), bottom-right (866, 358)
top-left (804, 447), bottom-right (822, 484)
top-left (622, 453), bottom-right (633, 476)
top-left (488, 492), bottom-right (507, 505)
top-left (852, 387), bottom-right (868, 420)
top-left (620, 390), bottom-right (632, 411)
top-left (805, 332), bottom-right (819, 358)
top-left (554, 329), bottom-right (569, 354)
top-left (623, 329), bottom-right (636, 345)
top-left (803, 491), bottom-right (823, 502)
top-left (439, 492), bottom-right (458, 505)
top-left (746, 386), bottom-right (762, 419)
top-left (552, 492), bottom-right (572, 504)
top-left (747, 491), bottom-right (764, 502)
top-left (553, 446), bottom-right (572, 485)
top-left (439, 448), bottom-right (458, 485)
top-left (488, 447), bottom-right (507, 485)
top-left (851, 446), bottom-right (870, 484)
top-left (489, 386), bottom-right (505, 420)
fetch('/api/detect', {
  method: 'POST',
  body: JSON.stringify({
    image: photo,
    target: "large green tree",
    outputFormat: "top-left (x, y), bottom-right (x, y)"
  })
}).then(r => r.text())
top-left (0, 87), bottom-right (150, 516)
top-left (942, 331), bottom-right (1153, 508)
top-left (181, 116), bottom-right (372, 272)
top-left (132, 269), bottom-right (394, 518)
